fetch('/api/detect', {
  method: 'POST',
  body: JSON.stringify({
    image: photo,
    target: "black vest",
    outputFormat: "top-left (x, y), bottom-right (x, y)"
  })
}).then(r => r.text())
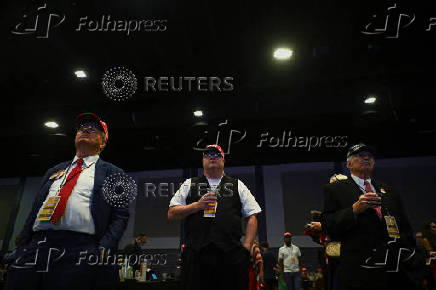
top-left (184, 174), bottom-right (242, 252)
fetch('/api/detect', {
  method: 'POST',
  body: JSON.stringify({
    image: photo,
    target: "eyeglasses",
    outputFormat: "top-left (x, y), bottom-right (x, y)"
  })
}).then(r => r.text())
top-left (356, 151), bottom-right (374, 159)
top-left (203, 152), bottom-right (222, 159)
top-left (77, 123), bottom-right (101, 133)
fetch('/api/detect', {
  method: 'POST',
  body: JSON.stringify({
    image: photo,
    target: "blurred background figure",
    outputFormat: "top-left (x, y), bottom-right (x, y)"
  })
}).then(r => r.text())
top-left (260, 241), bottom-right (277, 290)
top-left (249, 240), bottom-right (264, 290)
top-left (278, 232), bottom-right (302, 290)
top-left (123, 233), bottom-right (148, 272)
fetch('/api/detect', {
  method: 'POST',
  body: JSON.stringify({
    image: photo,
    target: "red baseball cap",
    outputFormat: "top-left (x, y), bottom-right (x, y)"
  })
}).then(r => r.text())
top-left (75, 113), bottom-right (109, 142)
top-left (284, 232), bottom-right (292, 237)
top-left (204, 144), bottom-right (224, 158)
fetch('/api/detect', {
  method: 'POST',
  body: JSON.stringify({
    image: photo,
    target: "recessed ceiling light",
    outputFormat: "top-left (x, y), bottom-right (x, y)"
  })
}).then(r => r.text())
top-left (74, 70), bottom-right (87, 78)
top-left (193, 110), bottom-right (203, 117)
top-left (273, 48), bottom-right (293, 60)
top-left (44, 121), bottom-right (59, 128)
top-left (364, 96), bottom-right (377, 104)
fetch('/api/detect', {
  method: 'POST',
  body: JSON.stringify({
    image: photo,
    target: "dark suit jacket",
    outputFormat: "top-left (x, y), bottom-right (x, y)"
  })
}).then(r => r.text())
top-left (17, 158), bottom-right (129, 250)
top-left (321, 177), bottom-right (414, 288)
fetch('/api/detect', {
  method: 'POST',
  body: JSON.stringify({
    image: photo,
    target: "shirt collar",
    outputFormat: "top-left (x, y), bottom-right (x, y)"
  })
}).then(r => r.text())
top-left (73, 155), bottom-right (99, 167)
top-left (351, 174), bottom-right (371, 188)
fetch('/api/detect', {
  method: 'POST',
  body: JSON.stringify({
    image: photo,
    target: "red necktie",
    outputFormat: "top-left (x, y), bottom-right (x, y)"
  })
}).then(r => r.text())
top-left (51, 158), bottom-right (84, 224)
top-left (364, 180), bottom-right (382, 220)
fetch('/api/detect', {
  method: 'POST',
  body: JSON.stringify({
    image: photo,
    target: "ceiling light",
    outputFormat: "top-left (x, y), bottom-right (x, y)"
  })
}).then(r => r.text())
top-left (193, 110), bottom-right (203, 117)
top-left (273, 48), bottom-right (293, 60)
top-left (364, 96), bottom-right (377, 104)
top-left (45, 121), bottom-right (59, 128)
top-left (74, 70), bottom-right (87, 78)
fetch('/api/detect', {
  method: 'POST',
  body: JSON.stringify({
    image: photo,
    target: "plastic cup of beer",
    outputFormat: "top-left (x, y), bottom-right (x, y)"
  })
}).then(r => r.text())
top-left (203, 188), bottom-right (218, 217)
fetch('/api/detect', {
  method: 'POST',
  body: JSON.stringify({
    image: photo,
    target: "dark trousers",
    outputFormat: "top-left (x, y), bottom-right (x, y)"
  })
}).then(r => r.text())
top-left (181, 243), bottom-right (250, 290)
top-left (283, 272), bottom-right (301, 290)
top-left (4, 230), bottom-right (108, 290)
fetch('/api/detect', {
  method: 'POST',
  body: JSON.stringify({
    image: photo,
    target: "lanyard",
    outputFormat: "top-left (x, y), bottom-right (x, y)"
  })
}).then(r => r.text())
top-left (56, 159), bottom-right (97, 195)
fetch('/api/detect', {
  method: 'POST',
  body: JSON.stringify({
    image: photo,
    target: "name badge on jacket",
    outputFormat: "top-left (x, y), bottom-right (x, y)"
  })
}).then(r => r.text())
top-left (385, 216), bottom-right (400, 238)
top-left (37, 196), bottom-right (61, 221)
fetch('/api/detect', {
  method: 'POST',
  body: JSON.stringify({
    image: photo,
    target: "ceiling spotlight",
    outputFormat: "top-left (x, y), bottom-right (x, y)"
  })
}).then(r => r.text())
top-left (273, 48), bottom-right (293, 60)
top-left (45, 121), bottom-right (59, 128)
top-left (74, 70), bottom-right (87, 78)
top-left (364, 96), bottom-right (377, 104)
top-left (193, 110), bottom-right (203, 117)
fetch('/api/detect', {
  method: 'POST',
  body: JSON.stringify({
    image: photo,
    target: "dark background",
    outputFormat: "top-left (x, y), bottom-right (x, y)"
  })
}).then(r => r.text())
top-left (0, 0), bottom-right (435, 177)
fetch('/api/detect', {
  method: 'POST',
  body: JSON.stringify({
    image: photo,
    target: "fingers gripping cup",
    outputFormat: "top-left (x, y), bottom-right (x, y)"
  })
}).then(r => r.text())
top-left (203, 188), bottom-right (219, 218)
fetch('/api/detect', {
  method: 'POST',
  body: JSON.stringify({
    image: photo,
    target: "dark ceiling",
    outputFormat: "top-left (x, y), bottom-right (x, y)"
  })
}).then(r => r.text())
top-left (1, 0), bottom-right (435, 177)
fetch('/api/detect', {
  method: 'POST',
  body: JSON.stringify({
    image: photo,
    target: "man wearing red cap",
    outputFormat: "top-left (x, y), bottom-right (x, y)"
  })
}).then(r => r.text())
top-left (278, 232), bottom-right (302, 290)
top-left (5, 113), bottom-right (129, 290)
top-left (167, 144), bottom-right (262, 290)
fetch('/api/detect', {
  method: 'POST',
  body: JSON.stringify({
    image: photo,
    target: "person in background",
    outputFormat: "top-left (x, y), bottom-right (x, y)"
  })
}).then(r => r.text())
top-left (278, 232), bottom-right (302, 290)
top-left (260, 241), bottom-right (278, 290)
top-left (123, 233), bottom-right (148, 272)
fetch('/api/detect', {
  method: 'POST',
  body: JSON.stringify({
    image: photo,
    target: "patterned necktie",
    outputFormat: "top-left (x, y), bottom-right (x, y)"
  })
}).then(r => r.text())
top-left (51, 158), bottom-right (84, 223)
top-left (364, 179), bottom-right (382, 220)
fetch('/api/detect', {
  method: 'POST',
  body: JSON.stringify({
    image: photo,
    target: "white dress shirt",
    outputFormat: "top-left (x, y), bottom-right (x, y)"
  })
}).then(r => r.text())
top-left (278, 243), bottom-right (301, 272)
top-left (351, 174), bottom-right (376, 193)
top-left (33, 155), bottom-right (98, 234)
top-left (169, 177), bottom-right (262, 217)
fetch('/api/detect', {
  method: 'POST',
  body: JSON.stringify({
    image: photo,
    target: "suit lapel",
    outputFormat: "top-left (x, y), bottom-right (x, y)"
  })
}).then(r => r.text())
top-left (93, 158), bottom-right (106, 201)
top-left (41, 161), bottom-right (71, 197)
top-left (346, 177), bottom-right (362, 195)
